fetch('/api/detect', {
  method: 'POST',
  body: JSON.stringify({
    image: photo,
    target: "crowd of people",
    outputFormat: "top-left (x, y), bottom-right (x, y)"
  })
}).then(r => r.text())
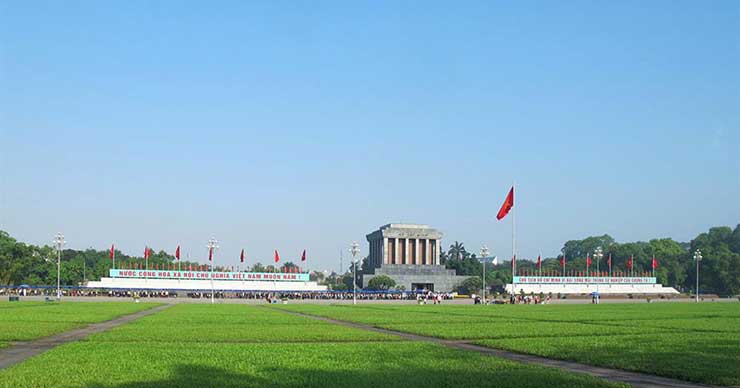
top-left (0, 287), bottom-right (456, 301)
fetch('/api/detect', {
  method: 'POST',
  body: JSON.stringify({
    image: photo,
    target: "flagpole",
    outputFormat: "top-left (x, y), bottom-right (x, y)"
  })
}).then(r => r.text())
top-left (512, 183), bottom-right (516, 292)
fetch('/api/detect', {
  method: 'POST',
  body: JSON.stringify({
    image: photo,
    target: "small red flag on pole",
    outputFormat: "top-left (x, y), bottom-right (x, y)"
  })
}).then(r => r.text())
top-left (175, 246), bottom-right (180, 260)
top-left (536, 255), bottom-right (541, 269)
top-left (496, 187), bottom-right (514, 221)
top-left (652, 256), bottom-right (658, 269)
top-left (208, 247), bottom-right (213, 261)
top-left (301, 249), bottom-right (306, 262)
top-left (274, 250), bottom-right (280, 263)
top-left (240, 249), bottom-right (245, 263)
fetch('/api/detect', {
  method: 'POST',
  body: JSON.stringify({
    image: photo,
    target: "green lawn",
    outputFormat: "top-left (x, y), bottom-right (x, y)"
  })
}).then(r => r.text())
top-left (0, 301), bottom-right (159, 341)
top-left (478, 332), bottom-right (740, 386)
top-left (274, 303), bottom-right (740, 386)
top-left (90, 304), bottom-right (400, 343)
top-left (0, 304), bottom-right (623, 388)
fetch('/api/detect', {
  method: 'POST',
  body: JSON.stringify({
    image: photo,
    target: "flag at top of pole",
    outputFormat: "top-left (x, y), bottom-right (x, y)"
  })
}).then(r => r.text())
top-left (240, 249), bottom-right (245, 263)
top-left (496, 185), bottom-right (516, 283)
top-left (274, 250), bottom-right (280, 263)
top-left (496, 186), bottom-right (514, 220)
top-left (175, 246), bottom-right (180, 261)
top-left (301, 249), bottom-right (307, 262)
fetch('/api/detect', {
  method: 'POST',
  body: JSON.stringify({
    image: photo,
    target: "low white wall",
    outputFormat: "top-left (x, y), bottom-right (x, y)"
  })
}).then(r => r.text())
top-left (505, 283), bottom-right (679, 295)
top-left (87, 277), bottom-right (328, 292)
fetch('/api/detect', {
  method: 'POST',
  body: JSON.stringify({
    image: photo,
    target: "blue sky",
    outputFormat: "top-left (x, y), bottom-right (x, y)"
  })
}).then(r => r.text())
top-left (1, 1), bottom-right (738, 271)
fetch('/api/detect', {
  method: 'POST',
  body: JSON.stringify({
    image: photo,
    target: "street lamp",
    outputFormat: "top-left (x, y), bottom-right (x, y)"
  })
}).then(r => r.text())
top-left (349, 241), bottom-right (360, 305)
top-left (480, 244), bottom-right (490, 304)
top-left (593, 246), bottom-right (604, 304)
top-left (693, 249), bottom-right (702, 303)
top-left (53, 233), bottom-right (65, 300)
top-left (207, 238), bottom-right (219, 304)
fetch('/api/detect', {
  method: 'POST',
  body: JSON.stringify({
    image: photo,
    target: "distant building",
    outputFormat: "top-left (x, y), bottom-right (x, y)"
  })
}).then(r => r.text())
top-left (363, 223), bottom-right (468, 292)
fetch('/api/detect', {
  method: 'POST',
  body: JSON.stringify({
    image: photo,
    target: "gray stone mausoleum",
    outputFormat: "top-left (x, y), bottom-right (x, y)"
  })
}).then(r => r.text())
top-left (362, 223), bottom-right (468, 292)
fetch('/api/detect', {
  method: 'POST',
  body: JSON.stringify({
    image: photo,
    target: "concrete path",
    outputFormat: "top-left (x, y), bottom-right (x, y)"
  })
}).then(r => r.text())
top-left (0, 304), bottom-right (170, 370)
top-left (272, 308), bottom-right (716, 388)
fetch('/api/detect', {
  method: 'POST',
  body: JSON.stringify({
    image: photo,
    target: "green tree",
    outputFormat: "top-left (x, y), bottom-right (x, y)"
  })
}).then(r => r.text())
top-left (458, 276), bottom-right (482, 294)
top-left (366, 275), bottom-right (396, 290)
top-left (251, 262), bottom-right (266, 272)
top-left (448, 241), bottom-right (468, 261)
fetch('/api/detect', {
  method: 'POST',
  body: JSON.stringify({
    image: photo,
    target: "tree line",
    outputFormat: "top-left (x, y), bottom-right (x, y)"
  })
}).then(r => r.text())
top-left (0, 231), bottom-right (308, 287)
top-left (440, 225), bottom-right (740, 296)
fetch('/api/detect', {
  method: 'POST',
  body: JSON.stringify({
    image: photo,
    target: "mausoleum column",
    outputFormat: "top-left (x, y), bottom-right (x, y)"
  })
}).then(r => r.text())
top-left (425, 239), bottom-right (431, 265)
top-left (404, 238), bottom-right (409, 265)
top-left (383, 237), bottom-right (389, 265)
top-left (435, 239), bottom-right (441, 265)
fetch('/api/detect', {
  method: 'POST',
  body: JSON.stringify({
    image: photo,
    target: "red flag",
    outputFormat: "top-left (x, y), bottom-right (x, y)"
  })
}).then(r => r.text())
top-left (627, 255), bottom-right (633, 269)
top-left (559, 255), bottom-right (566, 267)
top-left (652, 256), bottom-right (658, 269)
top-left (496, 186), bottom-right (514, 221)
top-left (586, 255), bottom-right (592, 268)
top-left (536, 255), bottom-right (541, 269)
top-left (240, 249), bottom-right (245, 263)
top-left (274, 250), bottom-right (280, 263)
top-left (607, 253), bottom-right (612, 270)
top-left (301, 249), bottom-right (306, 262)
top-left (144, 246), bottom-right (149, 259)
top-left (208, 248), bottom-right (213, 261)
top-left (175, 246), bottom-right (180, 261)
top-left (188, 264), bottom-right (192, 271)
top-left (109, 244), bottom-right (115, 261)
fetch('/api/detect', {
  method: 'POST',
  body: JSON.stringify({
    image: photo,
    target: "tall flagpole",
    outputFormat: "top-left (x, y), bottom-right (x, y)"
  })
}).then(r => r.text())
top-left (512, 183), bottom-right (516, 293)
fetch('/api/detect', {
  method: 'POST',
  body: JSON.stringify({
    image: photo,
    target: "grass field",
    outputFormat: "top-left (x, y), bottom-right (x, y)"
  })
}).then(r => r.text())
top-left (274, 303), bottom-right (740, 386)
top-left (0, 301), bottom-right (159, 342)
top-left (0, 304), bottom-right (623, 388)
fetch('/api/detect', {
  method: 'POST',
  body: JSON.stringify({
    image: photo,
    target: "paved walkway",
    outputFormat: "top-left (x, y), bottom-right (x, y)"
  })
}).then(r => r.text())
top-left (272, 308), bottom-right (716, 388)
top-left (0, 304), bottom-right (170, 370)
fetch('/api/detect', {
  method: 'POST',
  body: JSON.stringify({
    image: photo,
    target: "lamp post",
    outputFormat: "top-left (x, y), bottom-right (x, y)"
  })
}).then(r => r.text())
top-left (207, 238), bottom-right (219, 304)
top-left (593, 246), bottom-right (603, 304)
top-left (350, 241), bottom-right (360, 305)
top-left (693, 249), bottom-right (702, 303)
top-left (480, 244), bottom-right (490, 304)
top-left (53, 233), bottom-right (65, 300)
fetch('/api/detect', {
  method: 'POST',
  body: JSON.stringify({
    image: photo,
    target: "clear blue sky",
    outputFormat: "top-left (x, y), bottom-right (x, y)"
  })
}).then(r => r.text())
top-left (1, 1), bottom-right (738, 271)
